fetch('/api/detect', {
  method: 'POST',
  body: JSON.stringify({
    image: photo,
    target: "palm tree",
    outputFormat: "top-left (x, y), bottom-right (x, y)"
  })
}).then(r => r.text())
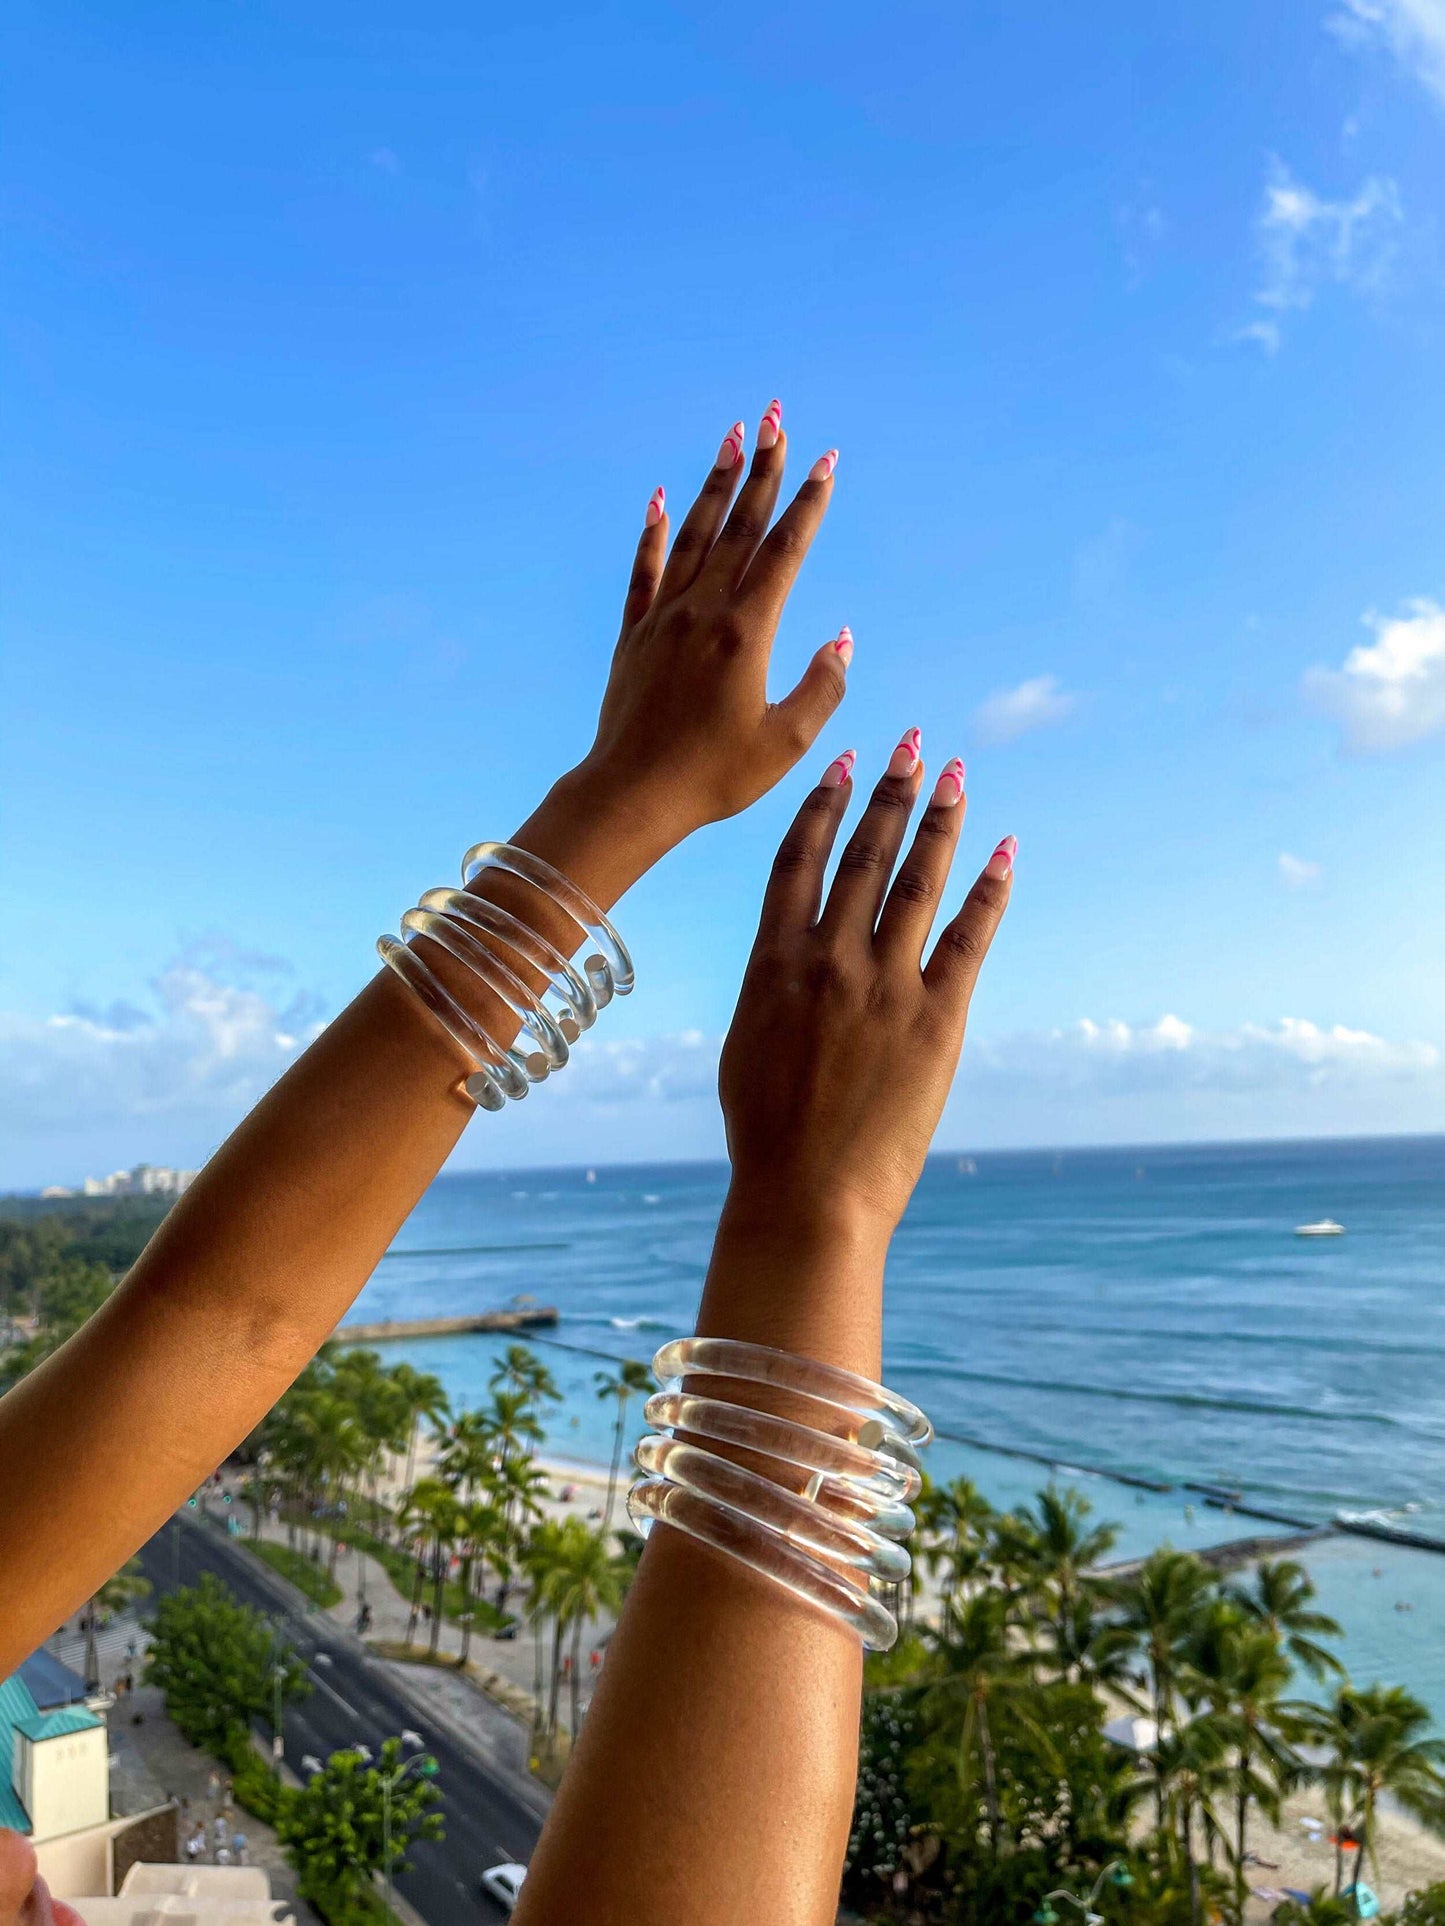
top-left (1115, 1548), bottom-right (1215, 1830)
top-left (492, 1453), bottom-right (551, 1612)
top-left (490, 1344), bottom-right (560, 1406)
top-left (594, 1360), bottom-right (653, 1532)
top-left (1013, 1483), bottom-right (1120, 1659)
top-left (1188, 1602), bottom-right (1302, 1923)
top-left (1231, 1558), bottom-right (1343, 1680)
top-left (455, 1499), bottom-right (505, 1665)
top-left (391, 1364), bottom-right (450, 1494)
top-left (915, 1473), bottom-right (994, 1613)
top-left (920, 1587), bottom-right (1056, 1853)
top-left (549, 1520), bottom-right (625, 1736)
top-left (1297, 1684), bottom-right (1445, 1891)
top-left (1147, 1710), bottom-right (1233, 1926)
top-left (437, 1408), bottom-right (497, 1501)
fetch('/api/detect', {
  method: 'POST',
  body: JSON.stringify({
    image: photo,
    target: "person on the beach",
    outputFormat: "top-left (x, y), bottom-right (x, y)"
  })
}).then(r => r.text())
top-left (0, 409), bottom-right (1013, 1925)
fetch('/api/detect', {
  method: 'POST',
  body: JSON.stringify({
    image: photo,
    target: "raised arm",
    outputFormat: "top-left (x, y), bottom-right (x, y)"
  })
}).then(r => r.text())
top-left (513, 738), bottom-right (1015, 1925)
top-left (0, 407), bottom-right (848, 1672)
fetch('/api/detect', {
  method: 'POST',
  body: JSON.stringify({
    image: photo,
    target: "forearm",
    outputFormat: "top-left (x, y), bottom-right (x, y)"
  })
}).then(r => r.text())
top-left (0, 766), bottom-right (668, 1669)
top-left (514, 1190), bottom-right (890, 1926)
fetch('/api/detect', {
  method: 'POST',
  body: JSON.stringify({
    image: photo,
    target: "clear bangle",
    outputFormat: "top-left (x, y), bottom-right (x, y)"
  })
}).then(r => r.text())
top-left (628, 1477), bottom-right (899, 1649)
top-left (462, 841), bottom-right (635, 1004)
top-left (652, 1336), bottom-right (932, 1446)
top-left (641, 1391), bottom-right (923, 1503)
top-left (379, 840), bottom-right (633, 1109)
top-left (633, 1435), bottom-right (911, 1580)
top-left (631, 1338), bottom-right (931, 1651)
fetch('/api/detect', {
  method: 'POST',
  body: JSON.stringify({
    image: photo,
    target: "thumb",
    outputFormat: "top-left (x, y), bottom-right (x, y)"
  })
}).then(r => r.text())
top-left (768, 628), bottom-right (851, 766)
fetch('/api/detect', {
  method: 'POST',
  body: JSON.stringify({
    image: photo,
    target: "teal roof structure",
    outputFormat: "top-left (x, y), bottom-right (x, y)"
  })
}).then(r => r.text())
top-left (0, 1671), bottom-right (101, 1832)
top-left (16, 1706), bottom-right (101, 1741)
top-left (0, 1673), bottom-right (36, 1832)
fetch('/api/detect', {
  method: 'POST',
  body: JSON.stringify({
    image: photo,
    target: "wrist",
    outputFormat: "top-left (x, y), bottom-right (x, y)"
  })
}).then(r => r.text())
top-left (520, 760), bottom-right (686, 909)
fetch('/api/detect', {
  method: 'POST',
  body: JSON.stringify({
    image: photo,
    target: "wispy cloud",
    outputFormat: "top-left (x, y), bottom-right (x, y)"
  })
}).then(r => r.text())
top-left (973, 674), bottom-right (1078, 745)
top-left (1329, 0), bottom-right (1445, 106)
top-left (1239, 159), bottom-right (1403, 351)
top-left (1279, 852), bottom-right (1324, 888)
top-left (1304, 597), bottom-right (1445, 751)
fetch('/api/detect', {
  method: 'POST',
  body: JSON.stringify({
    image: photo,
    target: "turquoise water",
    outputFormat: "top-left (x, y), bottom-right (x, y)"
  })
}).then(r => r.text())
top-left (347, 1136), bottom-right (1445, 1718)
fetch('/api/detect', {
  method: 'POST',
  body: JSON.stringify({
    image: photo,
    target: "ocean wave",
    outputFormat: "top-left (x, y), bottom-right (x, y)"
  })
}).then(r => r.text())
top-left (607, 1315), bottom-right (668, 1331)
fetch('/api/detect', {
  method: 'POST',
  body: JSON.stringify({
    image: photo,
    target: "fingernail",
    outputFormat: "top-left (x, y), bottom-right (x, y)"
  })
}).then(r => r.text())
top-left (930, 757), bottom-right (965, 808)
top-left (886, 727), bottom-right (922, 778)
top-left (986, 834), bottom-right (1018, 879)
top-left (830, 625), bottom-right (854, 668)
top-left (823, 748), bottom-right (857, 787)
top-left (644, 485), bottom-right (665, 528)
top-left (716, 421), bottom-right (746, 470)
top-left (809, 448), bottom-right (839, 482)
top-left (758, 399), bottom-right (783, 451)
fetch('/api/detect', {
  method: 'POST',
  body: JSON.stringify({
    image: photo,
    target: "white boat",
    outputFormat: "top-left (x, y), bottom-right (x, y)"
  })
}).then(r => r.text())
top-left (1295, 1218), bottom-right (1346, 1237)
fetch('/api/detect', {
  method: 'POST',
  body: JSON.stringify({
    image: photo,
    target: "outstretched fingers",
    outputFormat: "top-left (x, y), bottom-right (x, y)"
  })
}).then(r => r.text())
top-left (736, 448), bottom-right (838, 625)
top-left (818, 728), bottom-right (925, 939)
top-left (656, 420), bottom-right (748, 598)
top-left (874, 758), bottom-right (968, 964)
top-left (699, 400), bottom-right (788, 591)
top-left (756, 749), bottom-right (856, 938)
top-left (923, 836), bottom-right (1017, 1018)
top-left (619, 487), bottom-right (668, 634)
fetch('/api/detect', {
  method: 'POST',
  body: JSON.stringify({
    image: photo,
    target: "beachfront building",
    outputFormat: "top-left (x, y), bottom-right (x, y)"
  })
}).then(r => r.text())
top-left (1, 1659), bottom-right (175, 1899)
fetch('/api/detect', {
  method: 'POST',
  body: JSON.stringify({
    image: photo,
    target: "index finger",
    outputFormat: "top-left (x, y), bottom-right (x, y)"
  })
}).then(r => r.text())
top-left (756, 751), bottom-right (855, 939)
top-left (736, 449), bottom-right (838, 625)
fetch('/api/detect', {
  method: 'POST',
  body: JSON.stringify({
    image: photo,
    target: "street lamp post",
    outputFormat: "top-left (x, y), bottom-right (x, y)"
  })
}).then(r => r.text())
top-left (271, 1661), bottom-right (285, 1775)
top-left (374, 1739), bottom-right (438, 1924)
top-left (1034, 1859), bottom-right (1135, 1926)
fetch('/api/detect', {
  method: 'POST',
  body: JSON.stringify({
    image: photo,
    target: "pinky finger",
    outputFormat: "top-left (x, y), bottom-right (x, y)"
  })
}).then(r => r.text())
top-left (923, 836), bottom-right (1016, 1014)
top-left (619, 487), bottom-right (668, 634)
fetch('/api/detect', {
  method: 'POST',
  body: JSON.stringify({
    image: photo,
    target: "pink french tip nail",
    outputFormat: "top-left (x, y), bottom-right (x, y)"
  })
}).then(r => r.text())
top-left (644, 485), bottom-right (665, 528)
top-left (886, 726), bottom-right (922, 779)
top-left (930, 758), bottom-right (966, 808)
top-left (809, 448), bottom-right (839, 483)
top-left (823, 748), bottom-right (857, 787)
top-left (716, 421), bottom-right (746, 470)
top-left (830, 625), bottom-right (854, 668)
top-left (986, 834), bottom-right (1018, 879)
top-left (757, 398), bottom-right (783, 450)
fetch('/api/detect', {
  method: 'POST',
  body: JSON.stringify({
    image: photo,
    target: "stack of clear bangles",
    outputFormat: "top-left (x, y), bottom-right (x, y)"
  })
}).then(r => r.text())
top-left (628, 1337), bottom-right (931, 1650)
top-left (378, 840), bottom-right (634, 1111)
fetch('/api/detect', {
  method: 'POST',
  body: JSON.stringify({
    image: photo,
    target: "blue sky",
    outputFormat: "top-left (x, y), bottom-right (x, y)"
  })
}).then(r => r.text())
top-left (3, 1), bottom-right (1445, 1186)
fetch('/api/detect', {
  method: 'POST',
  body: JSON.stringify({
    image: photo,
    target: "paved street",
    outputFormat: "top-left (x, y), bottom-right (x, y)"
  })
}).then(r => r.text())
top-left (135, 1510), bottom-right (546, 1926)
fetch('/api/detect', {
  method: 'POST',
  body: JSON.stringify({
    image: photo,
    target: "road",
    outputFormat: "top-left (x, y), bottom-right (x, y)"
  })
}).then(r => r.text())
top-left (135, 1510), bottom-right (545, 1926)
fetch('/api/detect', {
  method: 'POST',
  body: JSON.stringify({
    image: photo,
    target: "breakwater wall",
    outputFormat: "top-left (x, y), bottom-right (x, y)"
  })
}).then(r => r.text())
top-left (337, 1307), bottom-right (559, 1342)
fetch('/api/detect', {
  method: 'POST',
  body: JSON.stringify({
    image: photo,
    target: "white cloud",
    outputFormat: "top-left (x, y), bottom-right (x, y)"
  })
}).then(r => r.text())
top-left (1239, 159), bottom-right (1403, 350)
top-left (1304, 597), bottom-right (1445, 751)
top-left (1279, 852), bottom-right (1324, 887)
top-left (974, 674), bottom-right (1078, 745)
top-left (1329, 0), bottom-right (1445, 105)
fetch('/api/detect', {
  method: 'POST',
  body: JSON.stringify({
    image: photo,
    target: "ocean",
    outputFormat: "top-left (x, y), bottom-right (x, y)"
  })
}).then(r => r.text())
top-left (346, 1135), bottom-right (1445, 1720)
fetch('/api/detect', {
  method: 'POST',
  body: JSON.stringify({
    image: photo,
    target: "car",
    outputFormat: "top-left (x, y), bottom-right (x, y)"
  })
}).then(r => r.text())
top-left (480, 1862), bottom-right (527, 1910)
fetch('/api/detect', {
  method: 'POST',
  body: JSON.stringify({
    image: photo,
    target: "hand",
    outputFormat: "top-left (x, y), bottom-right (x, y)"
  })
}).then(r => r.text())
top-left (0, 1833), bottom-right (83, 1926)
top-left (719, 731), bottom-right (1015, 1240)
top-left (577, 403), bottom-right (849, 859)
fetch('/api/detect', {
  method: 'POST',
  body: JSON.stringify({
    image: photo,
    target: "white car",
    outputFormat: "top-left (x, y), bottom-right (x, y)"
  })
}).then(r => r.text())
top-left (480, 1863), bottom-right (527, 1911)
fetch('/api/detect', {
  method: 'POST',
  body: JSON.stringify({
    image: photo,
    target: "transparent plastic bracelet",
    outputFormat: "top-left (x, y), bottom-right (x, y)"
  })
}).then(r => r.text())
top-left (633, 1435), bottom-right (911, 1579)
top-left (653, 1336), bottom-right (933, 1446)
top-left (462, 841), bottom-right (635, 1005)
top-left (378, 840), bottom-right (634, 1109)
top-left (628, 1477), bottom-right (899, 1650)
top-left (630, 1338), bottom-right (931, 1650)
top-left (641, 1391), bottom-right (923, 1503)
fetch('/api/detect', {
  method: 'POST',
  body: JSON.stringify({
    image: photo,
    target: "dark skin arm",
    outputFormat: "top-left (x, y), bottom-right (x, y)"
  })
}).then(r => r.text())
top-left (0, 406), bottom-right (851, 1676)
top-left (514, 737), bottom-right (1015, 1926)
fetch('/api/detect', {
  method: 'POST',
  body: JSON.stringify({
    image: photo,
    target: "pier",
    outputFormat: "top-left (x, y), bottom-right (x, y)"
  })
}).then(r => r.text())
top-left (337, 1306), bottom-right (559, 1342)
